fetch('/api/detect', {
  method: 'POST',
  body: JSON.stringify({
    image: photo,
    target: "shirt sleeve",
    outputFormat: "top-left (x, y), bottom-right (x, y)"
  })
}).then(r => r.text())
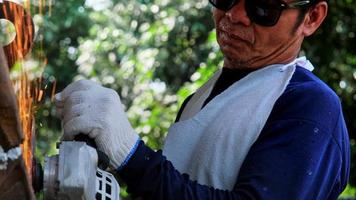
top-left (117, 116), bottom-right (346, 200)
top-left (118, 141), bottom-right (243, 200)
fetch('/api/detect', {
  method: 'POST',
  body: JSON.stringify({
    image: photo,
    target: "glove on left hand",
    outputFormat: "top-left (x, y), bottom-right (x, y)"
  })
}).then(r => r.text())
top-left (55, 80), bottom-right (139, 169)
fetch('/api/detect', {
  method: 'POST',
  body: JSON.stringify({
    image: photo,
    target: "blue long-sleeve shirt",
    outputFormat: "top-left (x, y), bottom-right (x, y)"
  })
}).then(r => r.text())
top-left (117, 66), bottom-right (350, 199)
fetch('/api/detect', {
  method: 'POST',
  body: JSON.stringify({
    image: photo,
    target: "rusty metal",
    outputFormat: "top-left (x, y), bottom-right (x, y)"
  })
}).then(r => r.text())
top-left (1, 0), bottom-right (35, 68)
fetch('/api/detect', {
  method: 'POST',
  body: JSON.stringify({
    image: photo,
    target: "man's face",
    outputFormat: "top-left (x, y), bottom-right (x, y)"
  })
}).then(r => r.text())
top-left (213, 0), bottom-right (306, 69)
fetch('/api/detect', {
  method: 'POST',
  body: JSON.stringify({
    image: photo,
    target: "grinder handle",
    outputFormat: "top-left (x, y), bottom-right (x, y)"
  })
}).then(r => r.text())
top-left (74, 134), bottom-right (110, 170)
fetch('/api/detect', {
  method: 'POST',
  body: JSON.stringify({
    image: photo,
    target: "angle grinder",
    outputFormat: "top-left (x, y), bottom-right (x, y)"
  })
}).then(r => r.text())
top-left (33, 134), bottom-right (120, 200)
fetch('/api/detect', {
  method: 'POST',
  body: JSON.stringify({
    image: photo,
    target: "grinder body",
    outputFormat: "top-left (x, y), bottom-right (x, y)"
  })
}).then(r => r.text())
top-left (42, 141), bottom-right (120, 200)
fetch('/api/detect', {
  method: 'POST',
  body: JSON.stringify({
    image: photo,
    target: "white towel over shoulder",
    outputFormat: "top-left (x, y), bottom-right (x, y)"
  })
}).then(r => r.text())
top-left (163, 57), bottom-right (313, 190)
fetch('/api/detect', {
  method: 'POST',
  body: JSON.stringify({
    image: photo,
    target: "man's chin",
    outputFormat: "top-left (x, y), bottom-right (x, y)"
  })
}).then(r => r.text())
top-left (223, 56), bottom-right (253, 69)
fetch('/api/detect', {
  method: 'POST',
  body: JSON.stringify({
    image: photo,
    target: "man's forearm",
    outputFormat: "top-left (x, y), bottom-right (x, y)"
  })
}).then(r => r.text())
top-left (117, 141), bottom-right (245, 200)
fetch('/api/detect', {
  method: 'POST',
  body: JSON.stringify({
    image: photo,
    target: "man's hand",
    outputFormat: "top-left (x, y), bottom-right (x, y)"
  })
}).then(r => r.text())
top-left (54, 79), bottom-right (139, 169)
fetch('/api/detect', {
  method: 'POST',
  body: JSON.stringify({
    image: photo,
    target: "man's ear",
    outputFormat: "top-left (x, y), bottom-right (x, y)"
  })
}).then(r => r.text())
top-left (301, 2), bottom-right (328, 37)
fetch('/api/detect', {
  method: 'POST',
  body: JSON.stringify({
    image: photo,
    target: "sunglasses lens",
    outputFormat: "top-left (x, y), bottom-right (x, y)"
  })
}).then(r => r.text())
top-left (209, 0), bottom-right (237, 11)
top-left (209, 0), bottom-right (285, 27)
top-left (246, 0), bottom-right (282, 26)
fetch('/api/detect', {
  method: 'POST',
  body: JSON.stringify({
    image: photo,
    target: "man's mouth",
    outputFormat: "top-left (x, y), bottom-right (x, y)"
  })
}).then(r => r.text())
top-left (219, 30), bottom-right (254, 45)
top-left (228, 31), bottom-right (249, 42)
top-left (217, 19), bottom-right (255, 44)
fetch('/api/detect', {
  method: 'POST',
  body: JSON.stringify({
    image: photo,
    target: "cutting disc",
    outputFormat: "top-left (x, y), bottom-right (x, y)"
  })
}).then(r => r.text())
top-left (0, 0), bottom-right (35, 68)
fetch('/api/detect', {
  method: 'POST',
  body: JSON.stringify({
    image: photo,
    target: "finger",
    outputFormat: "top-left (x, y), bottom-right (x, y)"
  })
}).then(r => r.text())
top-left (59, 79), bottom-right (99, 102)
top-left (56, 91), bottom-right (89, 119)
top-left (55, 107), bottom-right (63, 119)
top-left (62, 104), bottom-right (87, 125)
top-left (60, 126), bottom-right (74, 141)
top-left (64, 90), bottom-right (89, 107)
top-left (63, 115), bottom-right (93, 140)
top-left (60, 121), bottom-right (73, 141)
top-left (54, 93), bottom-right (64, 107)
top-left (88, 129), bottom-right (101, 140)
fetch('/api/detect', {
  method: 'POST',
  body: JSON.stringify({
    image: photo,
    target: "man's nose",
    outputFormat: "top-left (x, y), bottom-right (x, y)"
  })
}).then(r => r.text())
top-left (225, 0), bottom-right (251, 26)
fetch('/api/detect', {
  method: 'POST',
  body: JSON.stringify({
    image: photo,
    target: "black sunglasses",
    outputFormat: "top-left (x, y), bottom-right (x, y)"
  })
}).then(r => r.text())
top-left (209, 0), bottom-right (311, 26)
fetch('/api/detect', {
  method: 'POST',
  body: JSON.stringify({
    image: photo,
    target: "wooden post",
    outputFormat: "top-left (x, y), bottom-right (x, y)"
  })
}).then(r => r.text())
top-left (0, 47), bottom-right (35, 200)
top-left (0, 47), bottom-right (23, 150)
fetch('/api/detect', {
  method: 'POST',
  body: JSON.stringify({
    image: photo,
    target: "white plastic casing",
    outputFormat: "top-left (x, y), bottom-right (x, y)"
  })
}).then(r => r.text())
top-left (57, 141), bottom-right (98, 200)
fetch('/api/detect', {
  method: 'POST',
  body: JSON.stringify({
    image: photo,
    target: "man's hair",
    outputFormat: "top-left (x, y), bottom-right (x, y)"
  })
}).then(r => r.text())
top-left (293, 0), bottom-right (328, 32)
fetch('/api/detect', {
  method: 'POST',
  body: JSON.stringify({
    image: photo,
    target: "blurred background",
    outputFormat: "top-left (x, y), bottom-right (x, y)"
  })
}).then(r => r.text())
top-left (4, 0), bottom-right (355, 199)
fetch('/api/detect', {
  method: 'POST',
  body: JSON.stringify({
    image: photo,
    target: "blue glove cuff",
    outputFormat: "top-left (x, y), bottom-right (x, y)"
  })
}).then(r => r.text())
top-left (117, 138), bottom-right (141, 171)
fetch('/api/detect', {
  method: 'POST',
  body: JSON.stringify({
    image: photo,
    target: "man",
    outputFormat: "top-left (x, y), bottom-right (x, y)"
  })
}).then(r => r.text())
top-left (55, 0), bottom-right (350, 199)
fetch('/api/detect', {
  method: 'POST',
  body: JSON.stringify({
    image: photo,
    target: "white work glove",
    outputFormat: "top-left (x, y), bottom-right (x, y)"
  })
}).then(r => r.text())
top-left (54, 79), bottom-right (139, 169)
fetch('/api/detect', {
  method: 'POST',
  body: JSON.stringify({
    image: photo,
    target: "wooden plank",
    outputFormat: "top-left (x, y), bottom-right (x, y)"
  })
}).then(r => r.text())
top-left (0, 47), bottom-right (23, 150)
top-left (0, 159), bottom-right (35, 200)
top-left (0, 3), bottom-right (36, 198)
top-left (0, 47), bottom-right (35, 199)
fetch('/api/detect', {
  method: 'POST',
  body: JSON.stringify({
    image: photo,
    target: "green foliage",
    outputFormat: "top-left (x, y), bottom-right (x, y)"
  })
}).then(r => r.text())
top-left (71, 0), bottom-right (221, 149)
top-left (29, 0), bottom-right (95, 160)
top-left (340, 184), bottom-right (356, 199)
top-left (29, 0), bottom-right (355, 198)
